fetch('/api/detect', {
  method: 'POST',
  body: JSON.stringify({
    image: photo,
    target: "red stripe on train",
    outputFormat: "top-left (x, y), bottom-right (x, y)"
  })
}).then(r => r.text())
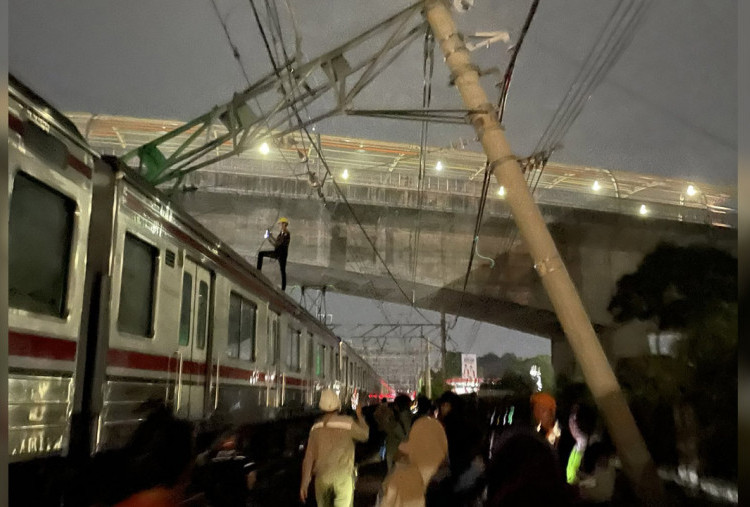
top-left (8, 331), bottom-right (309, 386)
top-left (8, 331), bottom-right (77, 361)
top-left (107, 349), bottom-right (207, 376)
top-left (10, 113), bottom-right (93, 179)
top-left (66, 153), bottom-right (92, 179)
top-left (9, 114), bottom-right (23, 134)
top-left (106, 349), bottom-right (309, 385)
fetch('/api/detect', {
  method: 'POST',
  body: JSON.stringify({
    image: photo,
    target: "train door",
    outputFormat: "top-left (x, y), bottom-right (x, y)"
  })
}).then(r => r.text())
top-left (266, 312), bottom-right (281, 408)
top-left (176, 258), bottom-right (211, 419)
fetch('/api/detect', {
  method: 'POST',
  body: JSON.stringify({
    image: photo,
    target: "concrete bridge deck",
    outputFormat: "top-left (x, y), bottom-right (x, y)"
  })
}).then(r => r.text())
top-left (71, 114), bottom-right (737, 368)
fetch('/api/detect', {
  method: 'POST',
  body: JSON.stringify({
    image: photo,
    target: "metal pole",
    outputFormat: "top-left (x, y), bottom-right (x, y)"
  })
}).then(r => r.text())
top-left (425, 337), bottom-right (432, 399)
top-left (422, 1), bottom-right (663, 501)
top-left (440, 312), bottom-right (447, 375)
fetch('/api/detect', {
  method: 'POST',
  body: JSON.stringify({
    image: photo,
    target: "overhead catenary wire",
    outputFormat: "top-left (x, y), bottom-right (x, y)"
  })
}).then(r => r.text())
top-left (450, 0), bottom-right (542, 330)
top-left (249, 0), bottom-right (399, 327)
top-left (497, 0), bottom-right (540, 124)
top-left (248, 0), bottom-right (435, 326)
top-left (498, 0), bottom-right (650, 258)
top-left (450, 160), bottom-right (491, 330)
top-left (412, 28), bottom-right (435, 295)
top-left (209, 0), bottom-right (312, 256)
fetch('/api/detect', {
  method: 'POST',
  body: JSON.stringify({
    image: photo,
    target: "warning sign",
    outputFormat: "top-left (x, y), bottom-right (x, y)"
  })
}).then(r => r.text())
top-left (461, 354), bottom-right (477, 379)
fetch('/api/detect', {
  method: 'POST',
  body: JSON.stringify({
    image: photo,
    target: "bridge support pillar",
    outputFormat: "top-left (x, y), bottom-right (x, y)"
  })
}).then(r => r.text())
top-left (423, 1), bottom-right (663, 502)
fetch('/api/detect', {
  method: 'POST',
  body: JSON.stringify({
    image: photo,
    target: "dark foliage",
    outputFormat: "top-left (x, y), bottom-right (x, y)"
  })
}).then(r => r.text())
top-left (608, 243), bottom-right (736, 329)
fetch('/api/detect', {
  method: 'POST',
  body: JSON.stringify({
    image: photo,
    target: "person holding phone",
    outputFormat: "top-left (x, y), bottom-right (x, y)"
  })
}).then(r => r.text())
top-left (256, 217), bottom-right (291, 290)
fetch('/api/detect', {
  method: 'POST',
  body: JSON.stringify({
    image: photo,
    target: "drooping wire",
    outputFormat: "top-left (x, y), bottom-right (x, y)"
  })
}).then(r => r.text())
top-left (499, 0), bottom-right (650, 257)
top-left (256, 1), bottom-right (407, 330)
top-left (450, 0), bottom-right (542, 330)
top-left (497, 0), bottom-right (540, 124)
top-left (450, 160), bottom-right (491, 329)
top-left (209, 0), bottom-right (311, 258)
top-left (412, 28), bottom-right (435, 295)
top-left (248, 0), bottom-right (430, 321)
top-left (527, 0), bottom-right (650, 196)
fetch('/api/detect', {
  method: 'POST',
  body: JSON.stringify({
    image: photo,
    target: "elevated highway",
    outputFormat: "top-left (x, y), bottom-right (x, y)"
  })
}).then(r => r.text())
top-left (72, 114), bottom-right (737, 371)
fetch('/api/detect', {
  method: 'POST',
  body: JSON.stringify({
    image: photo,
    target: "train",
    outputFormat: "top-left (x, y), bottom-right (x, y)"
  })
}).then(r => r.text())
top-left (8, 74), bottom-right (383, 468)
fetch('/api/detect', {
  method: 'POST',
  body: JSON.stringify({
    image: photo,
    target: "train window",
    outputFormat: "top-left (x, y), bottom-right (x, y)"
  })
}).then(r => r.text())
top-left (9, 171), bottom-right (75, 317)
top-left (287, 328), bottom-right (301, 372)
top-left (315, 344), bottom-right (325, 378)
top-left (118, 233), bottom-right (157, 337)
top-left (307, 334), bottom-right (314, 374)
top-left (196, 281), bottom-right (209, 350)
top-left (228, 292), bottom-right (256, 361)
top-left (267, 313), bottom-right (280, 366)
top-left (178, 272), bottom-right (193, 346)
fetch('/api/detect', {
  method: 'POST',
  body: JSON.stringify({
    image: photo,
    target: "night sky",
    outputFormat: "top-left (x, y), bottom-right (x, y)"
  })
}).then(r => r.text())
top-left (9, 0), bottom-right (736, 185)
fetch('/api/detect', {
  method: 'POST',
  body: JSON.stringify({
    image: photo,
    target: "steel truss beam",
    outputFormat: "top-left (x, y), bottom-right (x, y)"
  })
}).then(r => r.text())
top-left (120, 2), bottom-right (427, 185)
top-left (345, 108), bottom-right (479, 124)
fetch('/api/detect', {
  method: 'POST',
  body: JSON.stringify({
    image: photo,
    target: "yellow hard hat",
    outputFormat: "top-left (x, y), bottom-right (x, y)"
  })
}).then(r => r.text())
top-left (278, 217), bottom-right (289, 224)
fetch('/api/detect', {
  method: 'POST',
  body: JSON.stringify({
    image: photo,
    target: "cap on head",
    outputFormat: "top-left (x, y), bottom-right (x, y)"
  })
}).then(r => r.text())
top-left (319, 388), bottom-right (341, 412)
top-left (278, 217), bottom-right (289, 224)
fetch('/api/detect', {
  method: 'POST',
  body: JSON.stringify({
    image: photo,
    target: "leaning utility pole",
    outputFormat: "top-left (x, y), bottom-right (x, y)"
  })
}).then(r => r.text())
top-left (422, 1), bottom-right (663, 502)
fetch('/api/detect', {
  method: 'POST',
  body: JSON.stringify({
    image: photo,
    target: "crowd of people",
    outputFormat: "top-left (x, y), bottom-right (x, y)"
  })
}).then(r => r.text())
top-left (300, 388), bottom-right (617, 507)
top-left (80, 387), bottom-right (617, 507)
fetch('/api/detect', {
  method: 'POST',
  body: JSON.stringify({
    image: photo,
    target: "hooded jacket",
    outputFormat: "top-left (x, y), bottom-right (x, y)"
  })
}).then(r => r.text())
top-left (380, 417), bottom-right (448, 507)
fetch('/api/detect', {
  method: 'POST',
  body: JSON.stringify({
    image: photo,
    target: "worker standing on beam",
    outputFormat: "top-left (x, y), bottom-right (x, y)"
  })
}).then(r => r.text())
top-left (257, 217), bottom-right (291, 290)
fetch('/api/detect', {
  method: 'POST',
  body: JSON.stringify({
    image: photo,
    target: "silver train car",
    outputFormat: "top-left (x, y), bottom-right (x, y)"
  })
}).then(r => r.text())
top-left (8, 75), bottom-right (381, 464)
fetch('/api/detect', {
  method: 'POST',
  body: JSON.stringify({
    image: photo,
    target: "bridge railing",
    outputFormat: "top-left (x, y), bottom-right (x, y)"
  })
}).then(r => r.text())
top-left (185, 159), bottom-right (736, 228)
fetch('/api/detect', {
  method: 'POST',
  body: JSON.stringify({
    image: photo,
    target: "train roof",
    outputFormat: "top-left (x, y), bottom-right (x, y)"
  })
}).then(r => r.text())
top-left (9, 75), bottom-right (96, 156)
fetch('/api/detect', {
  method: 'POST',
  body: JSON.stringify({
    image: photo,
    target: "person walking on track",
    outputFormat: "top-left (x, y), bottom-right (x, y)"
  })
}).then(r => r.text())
top-left (300, 388), bottom-right (370, 507)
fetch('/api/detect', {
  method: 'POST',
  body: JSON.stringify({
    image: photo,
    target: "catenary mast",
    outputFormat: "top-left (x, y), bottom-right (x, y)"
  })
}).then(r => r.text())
top-left (422, 0), bottom-right (663, 502)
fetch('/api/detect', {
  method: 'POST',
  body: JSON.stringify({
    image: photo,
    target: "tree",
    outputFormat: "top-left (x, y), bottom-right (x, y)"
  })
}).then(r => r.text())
top-left (608, 243), bottom-right (737, 479)
top-left (608, 243), bottom-right (736, 329)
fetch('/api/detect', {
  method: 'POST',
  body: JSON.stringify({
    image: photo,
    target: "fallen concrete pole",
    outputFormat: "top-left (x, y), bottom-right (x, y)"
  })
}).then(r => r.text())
top-left (422, 0), bottom-right (664, 502)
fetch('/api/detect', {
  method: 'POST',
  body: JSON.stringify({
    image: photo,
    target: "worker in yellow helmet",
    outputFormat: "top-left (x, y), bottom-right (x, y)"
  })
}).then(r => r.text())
top-left (257, 217), bottom-right (291, 290)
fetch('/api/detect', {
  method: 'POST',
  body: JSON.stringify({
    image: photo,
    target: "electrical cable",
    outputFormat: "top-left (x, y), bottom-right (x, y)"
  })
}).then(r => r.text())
top-left (497, 0), bottom-right (540, 124)
top-left (412, 28), bottom-right (435, 294)
top-left (498, 0), bottom-right (649, 258)
top-left (209, 0), bottom-right (311, 256)
top-left (249, 0), bottom-right (433, 325)
top-left (251, 1), bottom-right (395, 329)
top-left (450, 0), bottom-right (542, 330)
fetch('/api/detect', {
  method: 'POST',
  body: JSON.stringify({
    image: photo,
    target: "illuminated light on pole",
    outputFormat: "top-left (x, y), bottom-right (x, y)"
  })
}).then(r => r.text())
top-left (639, 204), bottom-right (648, 216)
top-left (259, 142), bottom-right (270, 155)
top-left (497, 186), bottom-right (506, 197)
top-left (686, 184), bottom-right (696, 196)
top-left (592, 180), bottom-right (601, 191)
top-left (435, 161), bottom-right (443, 171)
top-left (341, 169), bottom-right (349, 180)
